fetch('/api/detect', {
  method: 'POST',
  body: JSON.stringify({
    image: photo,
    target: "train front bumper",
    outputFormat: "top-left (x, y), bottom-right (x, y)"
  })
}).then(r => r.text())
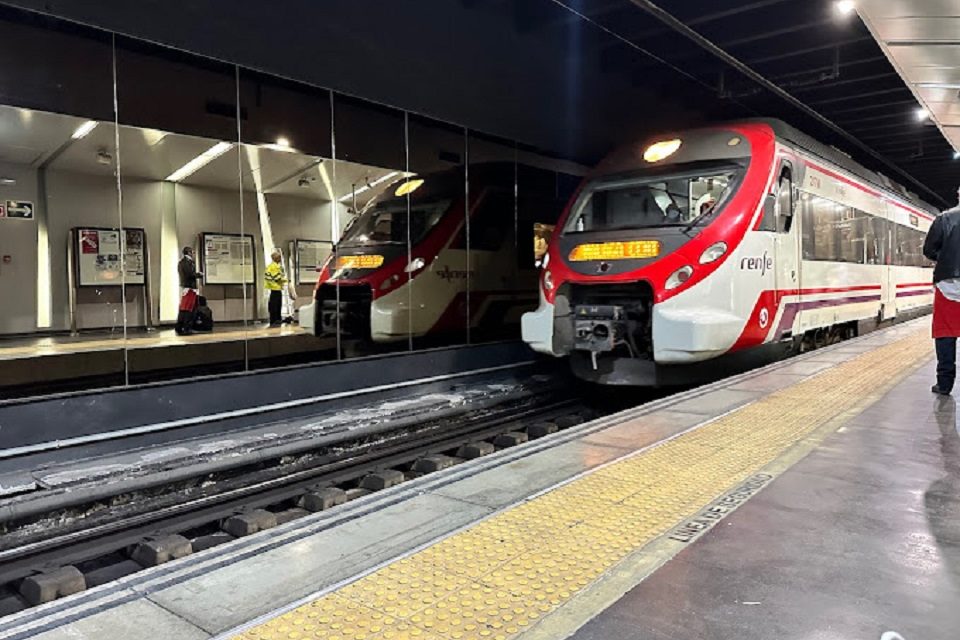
top-left (521, 299), bottom-right (558, 356)
top-left (652, 305), bottom-right (742, 363)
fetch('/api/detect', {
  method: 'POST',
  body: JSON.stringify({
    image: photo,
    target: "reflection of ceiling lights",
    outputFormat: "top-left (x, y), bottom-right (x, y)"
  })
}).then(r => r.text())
top-left (0, 177), bottom-right (16, 186)
top-left (917, 82), bottom-right (960, 90)
top-left (263, 137), bottom-right (295, 153)
top-left (71, 120), bottom-right (98, 140)
top-left (337, 171), bottom-right (401, 203)
top-left (318, 162), bottom-right (335, 201)
top-left (165, 141), bottom-right (233, 182)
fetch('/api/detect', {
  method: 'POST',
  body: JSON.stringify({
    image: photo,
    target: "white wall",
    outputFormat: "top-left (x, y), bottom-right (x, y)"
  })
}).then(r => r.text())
top-left (0, 161), bottom-right (39, 334)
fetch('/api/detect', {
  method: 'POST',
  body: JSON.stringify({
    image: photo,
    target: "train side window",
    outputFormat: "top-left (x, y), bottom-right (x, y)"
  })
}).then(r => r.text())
top-left (868, 217), bottom-right (888, 265)
top-left (803, 194), bottom-right (841, 261)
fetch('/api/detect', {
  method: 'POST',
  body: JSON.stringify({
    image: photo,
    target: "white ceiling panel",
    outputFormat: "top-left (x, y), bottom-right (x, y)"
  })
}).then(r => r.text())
top-left (859, 0), bottom-right (960, 155)
top-left (871, 17), bottom-right (960, 42)
top-left (859, 0), bottom-right (960, 20)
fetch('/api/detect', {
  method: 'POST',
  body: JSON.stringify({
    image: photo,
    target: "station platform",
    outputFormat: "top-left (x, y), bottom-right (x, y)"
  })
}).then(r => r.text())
top-left (4, 317), bottom-right (957, 640)
top-left (0, 325), bottom-right (333, 395)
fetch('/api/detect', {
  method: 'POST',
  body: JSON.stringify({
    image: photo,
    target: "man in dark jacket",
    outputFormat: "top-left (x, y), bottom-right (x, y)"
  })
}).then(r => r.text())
top-left (178, 246), bottom-right (201, 291)
top-left (176, 247), bottom-right (203, 335)
top-left (922, 188), bottom-right (960, 394)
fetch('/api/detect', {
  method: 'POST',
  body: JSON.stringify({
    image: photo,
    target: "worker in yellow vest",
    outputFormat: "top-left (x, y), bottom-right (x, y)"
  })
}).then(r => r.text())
top-left (264, 249), bottom-right (287, 327)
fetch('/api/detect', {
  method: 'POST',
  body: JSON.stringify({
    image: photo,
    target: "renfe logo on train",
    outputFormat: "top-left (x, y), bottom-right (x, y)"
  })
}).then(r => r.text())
top-left (740, 251), bottom-right (773, 276)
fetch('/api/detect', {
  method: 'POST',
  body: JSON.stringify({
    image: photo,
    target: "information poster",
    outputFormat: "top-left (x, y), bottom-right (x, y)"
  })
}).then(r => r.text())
top-left (76, 227), bottom-right (146, 286)
top-left (202, 233), bottom-right (255, 285)
top-left (294, 239), bottom-right (332, 285)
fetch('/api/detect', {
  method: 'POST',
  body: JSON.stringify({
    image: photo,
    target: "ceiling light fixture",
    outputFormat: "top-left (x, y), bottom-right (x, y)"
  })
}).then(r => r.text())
top-left (71, 120), bottom-right (98, 140)
top-left (165, 141), bottom-right (233, 182)
top-left (916, 108), bottom-right (930, 122)
top-left (0, 177), bottom-right (16, 186)
top-left (954, 151), bottom-right (960, 160)
top-left (337, 171), bottom-right (402, 203)
top-left (834, 0), bottom-right (856, 16)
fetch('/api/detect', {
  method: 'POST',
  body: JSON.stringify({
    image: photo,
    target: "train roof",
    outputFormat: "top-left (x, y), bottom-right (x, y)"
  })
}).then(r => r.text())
top-left (747, 118), bottom-right (939, 216)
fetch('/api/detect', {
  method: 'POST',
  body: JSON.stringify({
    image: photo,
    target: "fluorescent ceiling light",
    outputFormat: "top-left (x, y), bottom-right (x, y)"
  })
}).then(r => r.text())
top-left (165, 141), bottom-right (233, 182)
top-left (71, 120), bottom-right (98, 140)
top-left (0, 177), bottom-right (16, 185)
top-left (954, 151), bottom-right (960, 160)
top-left (917, 82), bottom-right (960, 90)
top-left (337, 171), bottom-right (401, 203)
top-left (263, 137), bottom-right (296, 153)
top-left (834, 0), bottom-right (855, 15)
top-left (916, 108), bottom-right (930, 122)
top-left (318, 162), bottom-right (335, 201)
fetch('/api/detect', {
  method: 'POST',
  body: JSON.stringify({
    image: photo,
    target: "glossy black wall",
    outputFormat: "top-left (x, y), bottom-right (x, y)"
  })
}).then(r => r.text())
top-left (0, 0), bottom-right (714, 165)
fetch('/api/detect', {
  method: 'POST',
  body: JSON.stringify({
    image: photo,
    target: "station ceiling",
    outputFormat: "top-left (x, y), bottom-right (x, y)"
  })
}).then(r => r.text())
top-left (3, 0), bottom-right (957, 207)
top-left (513, 0), bottom-right (958, 206)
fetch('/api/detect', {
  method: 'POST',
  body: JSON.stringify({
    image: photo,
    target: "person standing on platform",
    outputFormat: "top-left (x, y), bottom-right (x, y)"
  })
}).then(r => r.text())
top-left (176, 246), bottom-right (203, 335)
top-left (923, 187), bottom-right (960, 395)
top-left (264, 249), bottom-right (288, 327)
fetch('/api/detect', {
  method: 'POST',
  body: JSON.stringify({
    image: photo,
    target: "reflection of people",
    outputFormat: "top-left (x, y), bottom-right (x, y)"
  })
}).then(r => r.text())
top-left (178, 246), bottom-right (202, 291)
top-left (923, 186), bottom-right (960, 394)
top-left (264, 249), bottom-right (288, 327)
top-left (176, 247), bottom-right (203, 336)
top-left (923, 395), bottom-right (960, 590)
top-left (534, 234), bottom-right (548, 266)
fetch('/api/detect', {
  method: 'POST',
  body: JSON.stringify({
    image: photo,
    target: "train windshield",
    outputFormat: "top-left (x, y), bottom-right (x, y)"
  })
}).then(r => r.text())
top-left (339, 198), bottom-right (451, 247)
top-left (565, 166), bottom-right (741, 232)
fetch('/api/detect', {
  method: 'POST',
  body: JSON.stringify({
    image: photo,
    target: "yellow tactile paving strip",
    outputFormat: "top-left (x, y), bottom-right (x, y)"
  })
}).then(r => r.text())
top-left (235, 329), bottom-right (931, 640)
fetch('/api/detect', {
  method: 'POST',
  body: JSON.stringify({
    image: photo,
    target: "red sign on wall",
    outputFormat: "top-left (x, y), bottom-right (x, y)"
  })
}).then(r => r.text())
top-left (80, 230), bottom-right (99, 254)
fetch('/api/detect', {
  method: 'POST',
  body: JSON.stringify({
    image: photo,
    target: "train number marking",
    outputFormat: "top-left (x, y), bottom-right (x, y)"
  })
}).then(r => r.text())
top-left (740, 251), bottom-right (773, 277)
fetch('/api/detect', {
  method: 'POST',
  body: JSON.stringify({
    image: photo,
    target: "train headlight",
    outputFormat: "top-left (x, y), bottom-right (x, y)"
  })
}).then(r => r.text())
top-left (404, 257), bottom-right (426, 272)
top-left (543, 269), bottom-right (555, 292)
top-left (665, 265), bottom-right (693, 290)
top-left (698, 241), bottom-right (728, 265)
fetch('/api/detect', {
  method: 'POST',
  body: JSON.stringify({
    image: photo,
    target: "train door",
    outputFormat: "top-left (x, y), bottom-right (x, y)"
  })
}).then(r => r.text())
top-left (773, 164), bottom-right (800, 338)
top-left (879, 207), bottom-right (896, 321)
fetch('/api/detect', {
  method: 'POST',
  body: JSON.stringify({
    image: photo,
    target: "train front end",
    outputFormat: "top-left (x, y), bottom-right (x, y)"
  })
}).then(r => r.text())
top-left (310, 174), bottom-right (456, 342)
top-left (522, 124), bottom-right (778, 385)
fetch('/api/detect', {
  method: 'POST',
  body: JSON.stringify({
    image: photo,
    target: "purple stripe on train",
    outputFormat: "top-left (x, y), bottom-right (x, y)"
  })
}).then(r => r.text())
top-left (773, 294), bottom-right (883, 337)
top-left (896, 289), bottom-right (932, 298)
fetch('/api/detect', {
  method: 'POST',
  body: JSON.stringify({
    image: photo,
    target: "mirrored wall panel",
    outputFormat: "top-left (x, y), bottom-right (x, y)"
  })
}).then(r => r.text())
top-left (0, 10), bottom-right (124, 396)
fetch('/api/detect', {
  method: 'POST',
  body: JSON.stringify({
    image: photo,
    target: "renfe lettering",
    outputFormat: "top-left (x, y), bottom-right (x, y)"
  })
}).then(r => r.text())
top-left (740, 251), bottom-right (774, 277)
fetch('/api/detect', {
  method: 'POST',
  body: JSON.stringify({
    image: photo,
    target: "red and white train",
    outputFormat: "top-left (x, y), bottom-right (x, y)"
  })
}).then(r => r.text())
top-left (522, 119), bottom-right (936, 385)
top-left (307, 163), bottom-right (570, 343)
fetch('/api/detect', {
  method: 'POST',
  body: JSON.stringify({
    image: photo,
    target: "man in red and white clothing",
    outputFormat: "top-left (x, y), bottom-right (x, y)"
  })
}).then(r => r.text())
top-left (923, 187), bottom-right (960, 395)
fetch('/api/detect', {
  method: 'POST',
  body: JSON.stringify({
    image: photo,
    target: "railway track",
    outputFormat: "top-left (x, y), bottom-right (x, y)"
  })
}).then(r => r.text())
top-left (0, 380), bottom-right (599, 616)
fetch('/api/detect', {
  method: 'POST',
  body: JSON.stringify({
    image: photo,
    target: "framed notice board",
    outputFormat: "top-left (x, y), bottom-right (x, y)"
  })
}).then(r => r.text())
top-left (75, 227), bottom-right (146, 287)
top-left (293, 239), bottom-right (332, 285)
top-left (201, 233), bottom-right (255, 285)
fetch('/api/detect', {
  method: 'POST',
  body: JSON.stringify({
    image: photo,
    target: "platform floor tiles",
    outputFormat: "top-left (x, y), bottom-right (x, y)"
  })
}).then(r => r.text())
top-left (231, 329), bottom-right (932, 640)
